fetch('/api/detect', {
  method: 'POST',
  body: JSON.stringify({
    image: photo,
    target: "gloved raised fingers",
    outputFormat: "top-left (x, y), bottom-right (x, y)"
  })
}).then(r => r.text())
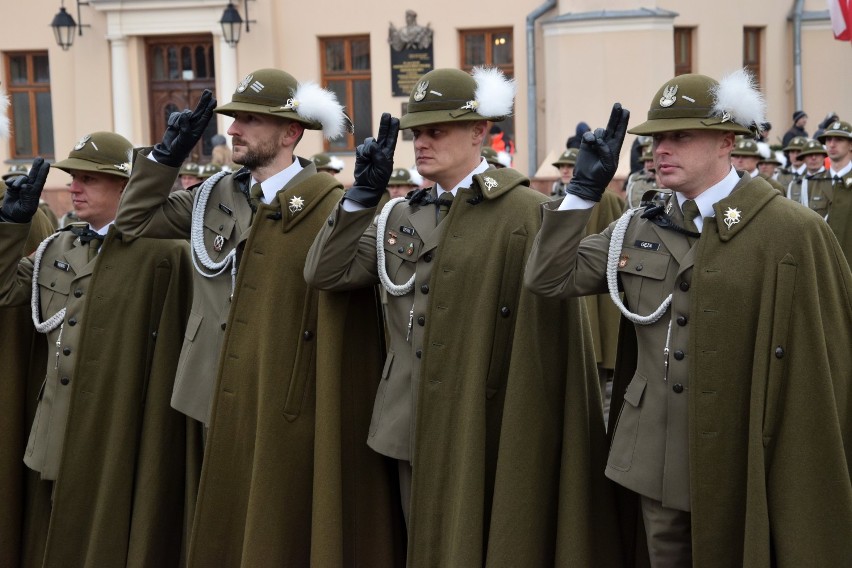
top-left (27, 157), bottom-right (50, 191)
top-left (377, 114), bottom-right (400, 157)
top-left (191, 89), bottom-right (217, 122)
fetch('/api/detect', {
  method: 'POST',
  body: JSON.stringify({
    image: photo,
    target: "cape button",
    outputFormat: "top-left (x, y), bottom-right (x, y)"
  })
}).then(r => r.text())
top-left (74, 289), bottom-right (83, 298)
top-left (415, 349), bottom-right (422, 359)
top-left (673, 350), bottom-right (684, 360)
top-left (775, 346), bottom-right (784, 359)
top-left (420, 284), bottom-right (429, 294)
top-left (672, 383), bottom-right (684, 394)
top-left (417, 316), bottom-right (425, 326)
top-left (303, 330), bottom-right (314, 341)
top-left (60, 377), bottom-right (70, 386)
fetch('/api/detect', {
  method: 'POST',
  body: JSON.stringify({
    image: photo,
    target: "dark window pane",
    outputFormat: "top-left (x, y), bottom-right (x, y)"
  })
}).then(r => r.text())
top-left (152, 47), bottom-right (165, 80)
top-left (12, 93), bottom-right (32, 156)
top-left (9, 55), bottom-right (27, 85)
top-left (196, 46), bottom-right (207, 78)
top-left (351, 39), bottom-right (370, 70)
top-left (33, 55), bottom-right (50, 83)
top-left (325, 40), bottom-right (345, 72)
top-left (353, 79), bottom-right (372, 144)
top-left (326, 80), bottom-right (348, 150)
top-left (168, 47), bottom-right (179, 79)
top-left (35, 91), bottom-right (54, 157)
top-left (492, 33), bottom-right (512, 66)
top-left (208, 47), bottom-right (216, 78)
top-left (182, 46), bottom-right (193, 77)
top-left (464, 34), bottom-right (485, 67)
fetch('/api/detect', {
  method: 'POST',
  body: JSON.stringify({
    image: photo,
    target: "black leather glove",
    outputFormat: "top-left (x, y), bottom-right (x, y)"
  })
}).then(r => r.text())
top-left (0, 157), bottom-right (49, 223)
top-left (151, 89), bottom-right (217, 167)
top-left (566, 103), bottom-right (630, 202)
top-left (345, 113), bottom-right (399, 208)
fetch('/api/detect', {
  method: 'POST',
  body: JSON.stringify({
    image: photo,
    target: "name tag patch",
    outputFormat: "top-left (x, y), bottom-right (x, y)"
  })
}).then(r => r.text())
top-left (54, 260), bottom-right (70, 271)
top-left (634, 240), bottom-right (660, 251)
top-left (400, 225), bottom-right (415, 236)
top-left (218, 203), bottom-right (233, 215)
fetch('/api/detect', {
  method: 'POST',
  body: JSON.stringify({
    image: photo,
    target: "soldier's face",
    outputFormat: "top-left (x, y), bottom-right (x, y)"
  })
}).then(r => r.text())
top-left (788, 150), bottom-right (802, 166)
top-left (804, 153), bottom-right (826, 173)
top-left (652, 129), bottom-right (734, 198)
top-left (412, 121), bottom-right (486, 188)
top-left (758, 162), bottom-right (777, 177)
top-left (824, 136), bottom-right (851, 164)
top-left (558, 164), bottom-right (574, 183)
top-left (731, 155), bottom-right (759, 172)
top-left (180, 174), bottom-right (202, 189)
top-left (67, 170), bottom-right (126, 230)
top-left (387, 184), bottom-right (415, 199)
top-left (227, 112), bottom-right (295, 170)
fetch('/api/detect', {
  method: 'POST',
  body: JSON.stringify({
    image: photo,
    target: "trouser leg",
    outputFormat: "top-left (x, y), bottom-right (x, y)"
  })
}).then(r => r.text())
top-left (640, 494), bottom-right (692, 568)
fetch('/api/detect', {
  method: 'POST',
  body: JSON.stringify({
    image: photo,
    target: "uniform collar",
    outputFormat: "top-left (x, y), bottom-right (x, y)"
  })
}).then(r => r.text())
top-left (436, 158), bottom-right (489, 198)
top-left (675, 166), bottom-right (739, 231)
top-left (251, 157), bottom-right (304, 203)
top-left (830, 161), bottom-right (852, 178)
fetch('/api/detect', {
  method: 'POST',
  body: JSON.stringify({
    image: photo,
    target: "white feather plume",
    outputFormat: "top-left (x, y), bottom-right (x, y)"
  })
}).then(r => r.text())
top-left (408, 167), bottom-right (423, 187)
top-left (291, 82), bottom-right (347, 140)
top-left (0, 89), bottom-right (10, 140)
top-left (471, 67), bottom-right (516, 119)
top-left (756, 141), bottom-right (771, 160)
top-left (496, 150), bottom-right (512, 168)
top-left (711, 69), bottom-right (766, 132)
top-left (328, 155), bottom-right (345, 172)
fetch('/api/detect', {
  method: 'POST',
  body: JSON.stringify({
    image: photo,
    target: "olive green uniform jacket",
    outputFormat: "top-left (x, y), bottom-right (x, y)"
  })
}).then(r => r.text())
top-left (116, 155), bottom-right (405, 567)
top-left (0, 222), bottom-right (200, 568)
top-left (525, 173), bottom-right (852, 567)
top-left (0, 210), bottom-right (54, 568)
top-left (306, 168), bottom-right (621, 566)
top-left (825, 169), bottom-right (852, 263)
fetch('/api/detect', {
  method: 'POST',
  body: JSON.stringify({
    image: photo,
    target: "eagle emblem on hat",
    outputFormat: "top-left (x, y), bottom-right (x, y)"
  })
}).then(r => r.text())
top-left (833, 121), bottom-right (841, 130)
top-left (236, 74), bottom-right (254, 93)
top-left (413, 81), bottom-right (428, 102)
top-left (659, 84), bottom-right (678, 108)
top-left (73, 135), bottom-right (91, 151)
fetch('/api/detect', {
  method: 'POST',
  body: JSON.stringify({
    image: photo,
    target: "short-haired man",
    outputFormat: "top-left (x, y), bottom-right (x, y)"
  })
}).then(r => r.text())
top-left (115, 70), bottom-right (403, 566)
top-left (525, 70), bottom-right (852, 566)
top-left (818, 119), bottom-right (852, 260)
top-left (0, 132), bottom-right (197, 566)
top-left (306, 67), bottom-right (617, 565)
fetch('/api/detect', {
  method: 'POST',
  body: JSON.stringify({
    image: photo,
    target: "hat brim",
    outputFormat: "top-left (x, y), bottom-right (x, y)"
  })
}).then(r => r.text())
top-left (552, 161), bottom-right (575, 168)
top-left (628, 117), bottom-right (752, 136)
top-left (399, 109), bottom-right (503, 130)
top-left (215, 101), bottom-right (322, 130)
top-left (817, 131), bottom-right (852, 143)
top-left (798, 149), bottom-right (828, 158)
top-left (52, 157), bottom-right (130, 178)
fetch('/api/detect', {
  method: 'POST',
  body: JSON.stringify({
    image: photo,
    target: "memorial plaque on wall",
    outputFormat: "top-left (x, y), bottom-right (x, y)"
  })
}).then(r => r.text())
top-left (391, 48), bottom-right (433, 97)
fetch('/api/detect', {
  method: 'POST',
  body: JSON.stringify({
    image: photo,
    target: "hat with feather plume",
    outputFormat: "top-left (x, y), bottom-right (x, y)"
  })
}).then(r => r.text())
top-left (628, 69), bottom-right (766, 138)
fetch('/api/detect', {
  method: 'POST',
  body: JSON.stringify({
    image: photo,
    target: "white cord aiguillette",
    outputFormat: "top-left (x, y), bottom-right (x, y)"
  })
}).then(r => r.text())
top-left (30, 231), bottom-right (66, 333)
top-left (190, 170), bottom-right (238, 293)
top-left (375, 196), bottom-right (415, 296)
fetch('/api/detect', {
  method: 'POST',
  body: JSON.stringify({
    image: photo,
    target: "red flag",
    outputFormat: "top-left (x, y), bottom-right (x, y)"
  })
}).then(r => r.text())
top-left (828, 0), bottom-right (852, 41)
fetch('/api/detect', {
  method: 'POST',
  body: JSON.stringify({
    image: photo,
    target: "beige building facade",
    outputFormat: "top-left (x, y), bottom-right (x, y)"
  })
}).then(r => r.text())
top-left (2, 0), bottom-right (850, 213)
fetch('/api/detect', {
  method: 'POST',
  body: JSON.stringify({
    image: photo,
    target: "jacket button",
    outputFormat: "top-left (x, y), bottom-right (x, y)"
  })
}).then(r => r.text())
top-left (676, 316), bottom-right (688, 326)
top-left (635, 264), bottom-right (643, 271)
top-left (220, 322), bottom-right (227, 330)
top-left (327, 217), bottom-right (334, 226)
top-left (417, 315), bottom-right (425, 326)
top-left (63, 347), bottom-right (72, 356)
top-left (775, 346), bottom-right (784, 359)
top-left (673, 350), bottom-right (684, 360)
top-left (60, 377), bottom-right (70, 386)
top-left (74, 289), bottom-right (83, 298)
top-left (672, 383), bottom-right (684, 393)
top-left (398, 247), bottom-right (404, 254)
top-left (424, 253), bottom-right (433, 263)
top-left (415, 349), bottom-right (422, 358)
top-left (420, 284), bottom-right (429, 294)
top-left (218, 224), bottom-right (224, 231)
top-left (500, 306), bottom-right (511, 317)
top-left (679, 281), bottom-right (689, 291)
top-left (304, 330), bottom-right (314, 341)
top-left (68, 317), bottom-right (77, 326)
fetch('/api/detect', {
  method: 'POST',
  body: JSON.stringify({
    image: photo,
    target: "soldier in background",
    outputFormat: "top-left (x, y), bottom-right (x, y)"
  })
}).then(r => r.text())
top-left (551, 148), bottom-right (577, 197)
top-left (625, 143), bottom-right (663, 208)
top-left (481, 145), bottom-right (510, 168)
top-left (775, 135), bottom-right (807, 189)
top-left (731, 138), bottom-right (786, 194)
top-left (787, 139), bottom-right (830, 213)
top-left (178, 161), bottom-right (203, 189)
top-left (197, 162), bottom-right (223, 180)
top-left (310, 151), bottom-right (345, 176)
top-left (817, 120), bottom-right (852, 261)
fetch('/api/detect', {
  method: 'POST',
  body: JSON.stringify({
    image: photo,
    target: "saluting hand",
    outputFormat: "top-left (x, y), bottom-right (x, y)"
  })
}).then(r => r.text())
top-left (151, 89), bottom-right (217, 168)
top-left (567, 103), bottom-right (630, 202)
top-left (345, 113), bottom-right (400, 208)
top-left (0, 157), bottom-right (50, 223)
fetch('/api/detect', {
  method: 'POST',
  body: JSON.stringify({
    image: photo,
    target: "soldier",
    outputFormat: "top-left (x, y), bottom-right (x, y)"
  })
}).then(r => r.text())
top-left (756, 152), bottom-right (782, 181)
top-left (731, 138), bottom-right (786, 194)
top-left (625, 143), bottom-right (663, 208)
top-left (178, 161), bottom-right (203, 189)
top-left (309, 151), bottom-right (344, 176)
top-left (0, 133), bottom-right (198, 566)
top-left (550, 147), bottom-right (577, 197)
top-left (775, 135), bottom-right (807, 189)
top-left (480, 145), bottom-right (510, 168)
top-left (306, 67), bottom-right (617, 565)
top-left (115, 70), bottom-right (403, 566)
top-left (385, 166), bottom-right (419, 199)
top-left (817, 119), bottom-right (852, 260)
top-left (197, 162), bottom-right (222, 180)
top-left (787, 139), bottom-right (830, 214)
top-left (525, 70), bottom-right (852, 566)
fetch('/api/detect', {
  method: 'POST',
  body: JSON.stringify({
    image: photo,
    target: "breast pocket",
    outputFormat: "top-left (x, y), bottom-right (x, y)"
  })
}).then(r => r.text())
top-left (203, 207), bottom-right (236, 262)
top-left (382, 233), bottom-right (422, 286)
top-left (617, 247), bottom-right (672, 314)
top-left (36, 264), bottom-right (72, 318)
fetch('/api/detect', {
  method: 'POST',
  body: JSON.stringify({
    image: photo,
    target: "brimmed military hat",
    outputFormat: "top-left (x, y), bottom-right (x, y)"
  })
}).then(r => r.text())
top-left (215, 69), bottom-right (351, 139)
top-left (310, 152), bottom-right (344, 173)
top-left (628, 71), bottom-right (763, 137)
top-left (817, 120), bottom-right (852, 142)
top-left (798, 139), bottom-right (827, 158)
top-left (400, 67), bottom-right (516, 130)
top-left (783, 136), bottom-right (808, 152)
top-left (198, 163), bottom-right (222, 179)
top-left (388, 167), bottom-right (417, 186)
top-left (179, 162), bottom-right (201, 177)
top-left (2, 163), bottom-right (30, 181)
top-left (53, 131), bottom-right (133, 178)
top-left (731, 139), bottom-right (761, 157)
top-left (757, 154), bottom-right (782, 166)
top-left (552, 148), bottom-right (578, 167)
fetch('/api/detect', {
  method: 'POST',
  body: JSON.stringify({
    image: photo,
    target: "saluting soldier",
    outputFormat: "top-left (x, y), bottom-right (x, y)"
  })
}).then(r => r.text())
top-left (775, 135), bottom-right (807, 189)
top-left (818, 120), bottom-right (852, 260)
top-left (115, 70), bottom-right (403, 567)
top-left (0, 133), bottom-right (198, 566)
top-left (731, 138), bottom-right (786, 194)
top-left (525, 70), bottom-right (852, 567)
top-left (306, 67), bottom-right (618, 566)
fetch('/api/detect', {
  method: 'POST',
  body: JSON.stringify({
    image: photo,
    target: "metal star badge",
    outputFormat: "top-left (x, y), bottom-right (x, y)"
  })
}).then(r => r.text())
top-left (723, 207), bottom-right (742, 229)
top-left (288, 195), bottom-right (305, 214)
top-left (213, 235), bottom-right (225, 252)
top-left (483, 176), bottom-right (498, 192)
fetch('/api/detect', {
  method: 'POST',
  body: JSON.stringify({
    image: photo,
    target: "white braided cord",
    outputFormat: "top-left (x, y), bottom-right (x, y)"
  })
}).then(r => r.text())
top-left (30, 231), bottom-right (67, 333)
top-left (375, 197), bottom-right (415, 296)
top-left (189, 170), bottom-right (238, 293)
top-left (606, 207), bottom-right (672, 325)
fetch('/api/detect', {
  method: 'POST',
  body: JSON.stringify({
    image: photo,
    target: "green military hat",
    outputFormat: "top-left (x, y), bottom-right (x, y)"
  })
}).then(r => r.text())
top-left (387, 167), bottom-right (417, 186)
top-left (731, 139), bottom-right (761, 157)
top-left (783, 136), bottom-right (808, 152)
top-left (797, 139), bottom-right (827, 158)
top-left (817, 120), bottom-right (852, 142)
top-left (53, 131), bottom-right (133, 178)
top-left (179, 162), bottom-right (201, 177)
top-left (198, 163), bottom-right (222, 179)
top-left (310, 152), bottom-right (344, 173)
top-left (215, 68), bottom-right (351, 139)
top-left (481, 146), bottom-right (511, 168)
top-left (2, 163), bottom-right (30, 181)
top-left (552, 148), bottom-right (578, 167)
top-left (757, 154), bottom-right (783, 166)
top-left (629, 70), bottom-right (764, 137)
top-left (400, 67), bottom-right (516, 130)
